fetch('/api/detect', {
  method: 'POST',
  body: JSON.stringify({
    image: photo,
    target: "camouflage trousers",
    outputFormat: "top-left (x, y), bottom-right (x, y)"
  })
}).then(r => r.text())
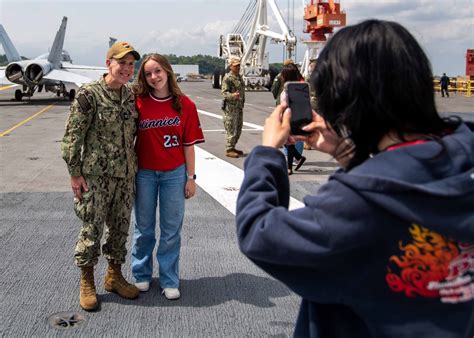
top-left (223, 107), bottom-right (243, 151)
top-left (74, 174), bottom-right (135, 267)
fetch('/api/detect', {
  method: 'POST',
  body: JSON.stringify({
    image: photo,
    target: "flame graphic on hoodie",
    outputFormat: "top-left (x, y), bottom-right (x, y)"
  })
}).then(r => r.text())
top-left (386, 223), bottom-right (459, 298)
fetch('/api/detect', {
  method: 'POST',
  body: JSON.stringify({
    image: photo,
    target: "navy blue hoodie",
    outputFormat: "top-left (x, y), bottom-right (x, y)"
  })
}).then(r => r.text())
top-left (236, 123), bottom-right (474, 337)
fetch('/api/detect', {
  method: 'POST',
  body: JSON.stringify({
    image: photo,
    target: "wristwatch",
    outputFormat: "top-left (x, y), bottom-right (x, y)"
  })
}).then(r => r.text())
top-left (187, 174), bottom-right (196, 180)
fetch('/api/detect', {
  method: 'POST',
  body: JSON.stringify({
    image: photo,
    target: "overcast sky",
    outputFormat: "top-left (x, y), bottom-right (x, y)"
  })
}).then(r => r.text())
top-left (1, 0), bottom-right (473, 76)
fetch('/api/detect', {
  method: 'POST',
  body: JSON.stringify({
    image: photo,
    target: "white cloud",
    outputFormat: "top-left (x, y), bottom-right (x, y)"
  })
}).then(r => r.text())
top-left (1, 0), bottom-right (472, 75)
top-left (335, 0), bottom-right (474, 75)
top-left (136, 20), bottom-right (238, 56)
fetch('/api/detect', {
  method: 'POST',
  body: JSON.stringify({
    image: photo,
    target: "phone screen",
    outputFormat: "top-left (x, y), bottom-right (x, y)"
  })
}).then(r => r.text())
top-left (285, 82), bottom-right (312, 135)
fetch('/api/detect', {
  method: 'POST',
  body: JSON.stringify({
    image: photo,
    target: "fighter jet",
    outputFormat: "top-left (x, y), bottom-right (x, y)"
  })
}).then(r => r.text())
top-left (109, 37), bottom-right (117, 48)
top-left (0, 17), bottom-right (106, 101)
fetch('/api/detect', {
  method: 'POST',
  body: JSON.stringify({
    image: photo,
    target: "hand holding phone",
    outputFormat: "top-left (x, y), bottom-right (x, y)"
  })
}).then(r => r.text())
top-left (284, 82), bottom-right (313, 135)
top-left (262, 104), bottom-right (292, 149)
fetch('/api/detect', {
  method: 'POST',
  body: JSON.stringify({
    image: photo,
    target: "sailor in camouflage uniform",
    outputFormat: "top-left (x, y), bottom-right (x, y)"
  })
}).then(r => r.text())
top-left (306, 59), bottom-right (318, 111)
top-left (304, 59), bottom-right (318, 150)
top-left (61, 42), bottom-right (141, 311)
top-left (221, 57), bottom-right (245, 158)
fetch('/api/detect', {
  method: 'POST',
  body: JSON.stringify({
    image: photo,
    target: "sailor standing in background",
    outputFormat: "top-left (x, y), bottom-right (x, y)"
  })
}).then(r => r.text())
top-left (440, 73), bottom-right (450, 98)
top-left (304, 59), bottom-right (318, 150)
top-left (221, 57), bottom-right (245, 158)
top-left (305, 59), bottom-right (318, 111)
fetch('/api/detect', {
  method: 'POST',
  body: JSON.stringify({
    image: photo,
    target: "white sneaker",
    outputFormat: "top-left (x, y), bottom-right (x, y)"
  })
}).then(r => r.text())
top-left (135, 281), bottom-right (150, 292)
top-left (162, 288), bottom-right (180, 300)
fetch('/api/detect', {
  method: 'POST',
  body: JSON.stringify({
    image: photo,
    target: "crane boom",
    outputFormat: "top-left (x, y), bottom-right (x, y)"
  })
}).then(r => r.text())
top-left (213, 0), bottom-right (297, 91)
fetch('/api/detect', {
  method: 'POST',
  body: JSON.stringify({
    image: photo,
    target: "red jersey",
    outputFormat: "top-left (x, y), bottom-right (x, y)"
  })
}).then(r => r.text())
top-left (135, 94), bottom-right (205, 171)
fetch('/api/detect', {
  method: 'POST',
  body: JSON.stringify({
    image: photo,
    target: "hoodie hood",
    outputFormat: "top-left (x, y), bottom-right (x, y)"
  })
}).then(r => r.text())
top-left (331, 122), bottom-right (474, 243)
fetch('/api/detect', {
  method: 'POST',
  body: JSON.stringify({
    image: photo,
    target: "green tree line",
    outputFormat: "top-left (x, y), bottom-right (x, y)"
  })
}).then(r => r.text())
top-left (0, 54), bottom-right (9, 66)
top-left (0, 54), bottom-right (29, 66)
top-left (0, 53), bottom-right (226, 73)
top-left (136, 54), bottom-right (283, 75)
top-left (136, 54), bottom-right (225, 75)
top-left (1, 53), bottom-right (282, 74)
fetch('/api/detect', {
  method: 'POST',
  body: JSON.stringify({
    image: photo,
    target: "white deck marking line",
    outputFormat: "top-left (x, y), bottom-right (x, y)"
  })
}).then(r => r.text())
top-left (195, 109), bottom-right (304, 215)
top-left (198, 109), bottom-right (263, 130)
top-left (196, 146), bottom-right (304, 215)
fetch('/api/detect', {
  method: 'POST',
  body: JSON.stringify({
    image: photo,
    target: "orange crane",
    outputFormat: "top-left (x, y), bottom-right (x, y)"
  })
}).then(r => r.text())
top-left (301, 0), bottom-right (346, 76)
top-left (304, 0), bottom-right (346, 41)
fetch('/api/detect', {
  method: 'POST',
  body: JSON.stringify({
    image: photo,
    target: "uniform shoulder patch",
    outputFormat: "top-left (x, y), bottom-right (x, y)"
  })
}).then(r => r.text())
top-left (76, 92), bottom-right (92, 112)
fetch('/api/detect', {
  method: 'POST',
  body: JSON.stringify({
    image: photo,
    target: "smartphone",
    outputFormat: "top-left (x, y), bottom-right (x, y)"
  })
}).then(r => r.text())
top-left (284, 82), bottom-right (313, 135)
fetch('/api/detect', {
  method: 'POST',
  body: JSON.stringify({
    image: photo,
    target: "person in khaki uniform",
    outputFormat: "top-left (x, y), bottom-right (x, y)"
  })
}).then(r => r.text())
top-left (61, 42), bottom-right (141, 311)
top-left (221, 57), bottom-right (245, 158)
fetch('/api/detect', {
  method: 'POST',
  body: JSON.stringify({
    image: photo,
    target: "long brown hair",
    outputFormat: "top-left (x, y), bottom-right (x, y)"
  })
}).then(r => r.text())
top-left (133, 53), bottom-right (184, 113)
top-left (280, 63), bottom-right (303, 84)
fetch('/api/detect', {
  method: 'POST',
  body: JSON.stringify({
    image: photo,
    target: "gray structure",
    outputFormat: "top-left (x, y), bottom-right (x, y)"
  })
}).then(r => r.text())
top-left (171, 64), bottom-right (199, 80)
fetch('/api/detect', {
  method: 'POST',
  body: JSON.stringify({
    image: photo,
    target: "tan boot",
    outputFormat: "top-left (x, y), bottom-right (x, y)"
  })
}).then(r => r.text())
top-left (104, 262), bottom-right (139, 299)
top-left (225, 149), bottom-right (239, 158)
top-left (79, 267), bottom-right (98, 311)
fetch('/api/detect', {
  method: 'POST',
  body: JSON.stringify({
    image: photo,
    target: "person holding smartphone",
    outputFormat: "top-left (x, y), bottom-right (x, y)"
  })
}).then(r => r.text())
top-left (236, 20), bottom-right (473, 337)
top-left (279, 64), bottom-right (307, 175)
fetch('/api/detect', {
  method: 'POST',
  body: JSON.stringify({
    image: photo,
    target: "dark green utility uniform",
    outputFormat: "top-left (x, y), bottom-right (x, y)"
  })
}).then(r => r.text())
top-left (221, 72), bottom-right (245, 151)
top-left (61, 76), bottom-right (138, 267)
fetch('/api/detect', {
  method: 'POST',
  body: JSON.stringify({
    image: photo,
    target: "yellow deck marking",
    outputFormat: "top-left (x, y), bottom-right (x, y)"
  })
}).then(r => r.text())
top-left (0, 85), bottom-right (18, 91)
top-left (0, 104), bottom-right (56, 137)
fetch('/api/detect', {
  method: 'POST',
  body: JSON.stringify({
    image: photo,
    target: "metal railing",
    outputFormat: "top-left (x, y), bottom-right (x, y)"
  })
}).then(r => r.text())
top-left (434, 78), bottom-right (472, 97)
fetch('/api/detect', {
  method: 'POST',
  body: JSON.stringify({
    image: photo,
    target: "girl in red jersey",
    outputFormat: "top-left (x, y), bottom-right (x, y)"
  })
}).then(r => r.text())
top-left (131, 54), bottom-right (204, 300)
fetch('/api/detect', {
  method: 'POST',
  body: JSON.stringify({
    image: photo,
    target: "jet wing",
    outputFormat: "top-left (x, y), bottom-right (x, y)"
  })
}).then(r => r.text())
top-left (43, 69), bottom-right (96, 86)
top-left (62, 63), bottom-right (106, 82)
top-left (62, 63), bottom-right (105, 70)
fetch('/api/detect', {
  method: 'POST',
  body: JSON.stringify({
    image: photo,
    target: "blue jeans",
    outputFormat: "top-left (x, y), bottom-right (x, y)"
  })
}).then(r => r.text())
top-left (282, 141), bottom-right (304, 156)
top-left (131, 165), bottom-right (186, 288)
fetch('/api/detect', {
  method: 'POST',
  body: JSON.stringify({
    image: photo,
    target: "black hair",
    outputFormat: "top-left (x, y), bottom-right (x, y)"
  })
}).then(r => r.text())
top-left (312, 19), bottom-right (447, 169)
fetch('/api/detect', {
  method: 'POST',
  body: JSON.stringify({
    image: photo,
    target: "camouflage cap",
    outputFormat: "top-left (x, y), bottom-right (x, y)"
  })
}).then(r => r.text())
top-left (229, 57), bottom-right (241, 66)
top-left (107, 41), bottom-right (140, 60)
